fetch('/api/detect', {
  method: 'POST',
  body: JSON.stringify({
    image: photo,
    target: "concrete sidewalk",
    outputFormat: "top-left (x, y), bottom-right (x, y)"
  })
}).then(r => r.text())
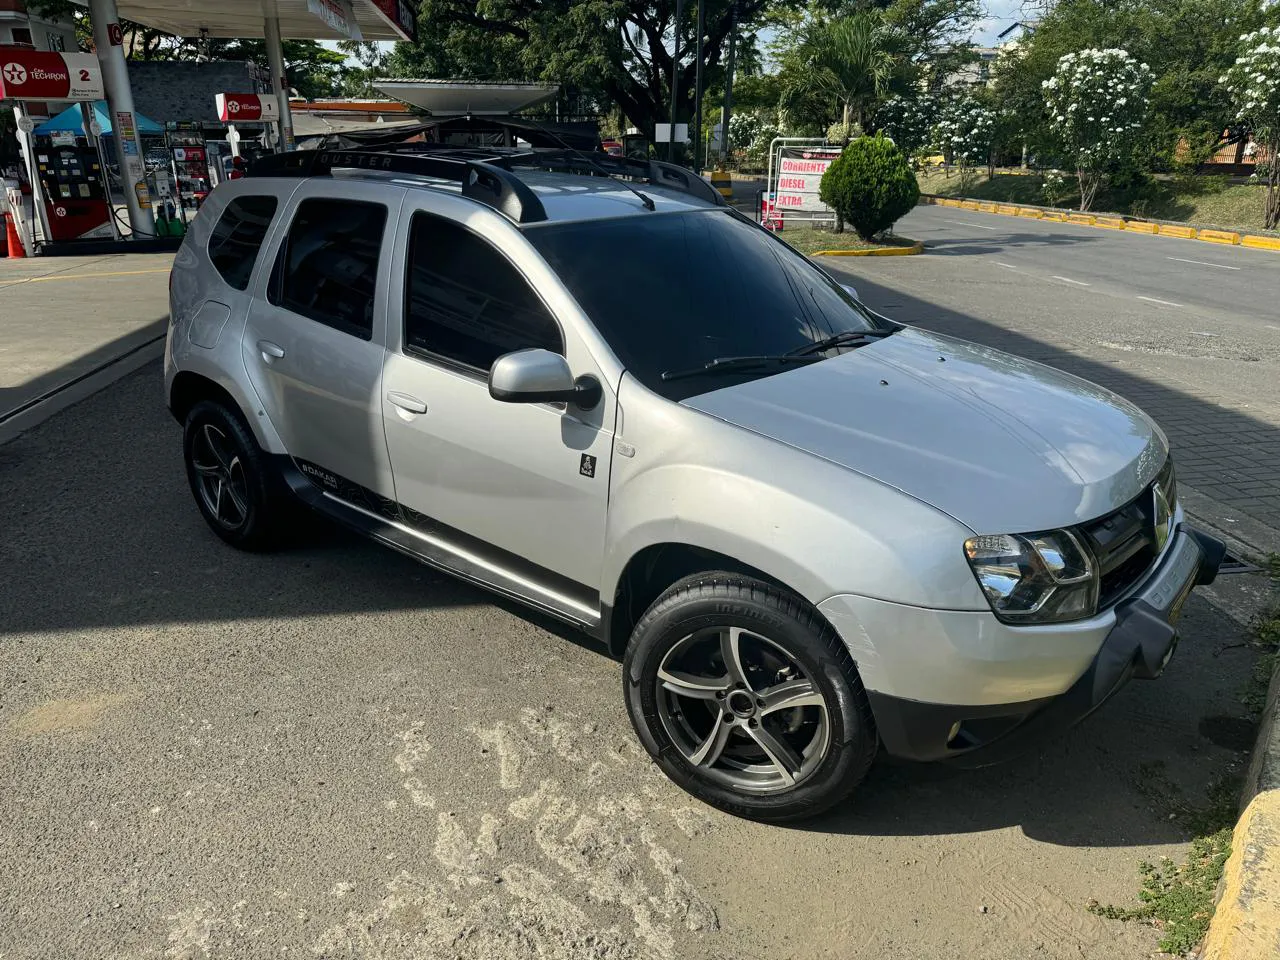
top-left (0, 252), bottom-right (173, 442)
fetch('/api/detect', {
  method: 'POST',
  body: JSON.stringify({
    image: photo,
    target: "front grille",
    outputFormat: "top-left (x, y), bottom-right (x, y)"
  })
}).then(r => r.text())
top-left (1078, 458), bottom-right (1174, 608)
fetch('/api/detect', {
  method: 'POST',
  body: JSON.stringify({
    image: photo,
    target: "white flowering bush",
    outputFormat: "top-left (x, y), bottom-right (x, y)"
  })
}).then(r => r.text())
top-left (1222, 26), bottom-right (1280, 228)
top-left (1043, 48), bottom-right (1151, 211)
top-left (932, 97), bottom-right (994, 191)
top-left (875, 94), bottom-right (936, 160)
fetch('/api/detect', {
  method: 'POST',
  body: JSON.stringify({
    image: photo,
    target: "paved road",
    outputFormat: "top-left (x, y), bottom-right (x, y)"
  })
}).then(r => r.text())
top-left (0, 308), bottom-right (1265, 956)
top-left (828, 204), bottom-right (1280, 540)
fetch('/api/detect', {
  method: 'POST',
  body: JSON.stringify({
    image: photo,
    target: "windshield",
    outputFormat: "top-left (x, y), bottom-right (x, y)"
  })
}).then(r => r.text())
top-left (526, 209), bottom-right (890, 399)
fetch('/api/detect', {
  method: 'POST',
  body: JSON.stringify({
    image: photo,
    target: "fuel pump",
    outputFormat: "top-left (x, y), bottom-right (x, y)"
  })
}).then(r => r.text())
top-left (33, 140), bottom-right (112, 242)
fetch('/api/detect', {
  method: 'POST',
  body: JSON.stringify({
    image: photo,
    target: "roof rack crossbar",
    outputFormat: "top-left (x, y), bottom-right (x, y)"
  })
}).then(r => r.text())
top-left (496, 150), bottom-right (726, 207)
top-left (246, 148), bottom-right (548, 223)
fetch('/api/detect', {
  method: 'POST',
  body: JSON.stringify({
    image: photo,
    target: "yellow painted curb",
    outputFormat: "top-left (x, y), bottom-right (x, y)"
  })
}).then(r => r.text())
top-left (1242, 234), bottom-right (1280, 251)
top-left (960, 200), bottom-right (980, 211)
top-left (1126, 221), bottom-right (1159, 234)
top-left (1093, 216), bottom-right (1126, 230)
top-left (996, 204), bottom-right (1020, 216)
top-left (1160, 224), bottom-right (1197, 239)
top-left (1199, 228), bottom-right (1241, 245)
top-left (1202, 789), bottom-right (1280, 960)
top-left (1017, 208), bottom-right (1044, 219)
top-left (1067, 214), bottom-right (1096, 226)
top-left (939, 198), bottom-right (962, 208)
top-left (1041, 212), bottom-right (1067, 222)
top-left (812, 241), bottom-right (924, 257)
top-left (977, 202), bottom-right (998, 213)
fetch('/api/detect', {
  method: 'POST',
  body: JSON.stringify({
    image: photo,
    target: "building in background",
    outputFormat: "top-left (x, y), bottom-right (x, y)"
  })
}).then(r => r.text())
top-left (0, 0), bottom-right (76, 54)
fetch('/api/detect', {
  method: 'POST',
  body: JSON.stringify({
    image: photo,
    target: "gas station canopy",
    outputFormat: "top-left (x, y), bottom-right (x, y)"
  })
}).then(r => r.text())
top-left (71, 0), bottom-right (415, 40)
top-left (375, 80), bottom-right (560, 116)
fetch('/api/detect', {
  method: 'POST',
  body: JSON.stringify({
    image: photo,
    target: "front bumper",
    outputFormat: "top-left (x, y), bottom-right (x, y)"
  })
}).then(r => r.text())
top-left (864, 527), bottom-right (1225, 765)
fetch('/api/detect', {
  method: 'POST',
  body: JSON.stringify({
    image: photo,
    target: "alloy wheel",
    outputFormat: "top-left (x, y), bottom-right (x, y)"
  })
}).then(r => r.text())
top-left (655, 625), bottom-right (831, 794)
top-left (190, 423), bottom-right (250, 529)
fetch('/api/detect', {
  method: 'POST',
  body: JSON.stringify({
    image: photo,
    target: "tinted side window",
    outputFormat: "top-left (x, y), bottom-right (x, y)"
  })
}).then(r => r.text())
top-left (270, 198), bottom-right (387, 340)
top-left (207, 196), bottom-right (277, 291)
top-left (404, 213), bottom-right (562, 371)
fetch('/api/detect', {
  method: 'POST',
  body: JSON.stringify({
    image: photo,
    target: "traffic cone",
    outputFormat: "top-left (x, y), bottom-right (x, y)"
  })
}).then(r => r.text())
top-left (4, 213), bottom-right (25, 258)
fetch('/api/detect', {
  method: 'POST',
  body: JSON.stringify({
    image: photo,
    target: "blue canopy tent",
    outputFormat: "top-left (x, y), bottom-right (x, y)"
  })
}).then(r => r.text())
top-left (34, 102), bottom-right (163, 137)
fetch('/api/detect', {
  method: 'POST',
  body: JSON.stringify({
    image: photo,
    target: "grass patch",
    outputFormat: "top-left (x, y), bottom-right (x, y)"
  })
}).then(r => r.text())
top-left (918, 169), bottom-right (1274, 235)
top-left (1243, 553), bottom-right (1280, 716)
top-left (775, 223), bottom-right (916, 256)
top-left (1089, 830), bottom-right (1233, 956)
top-left (1091, 766), bottom-right (1242, 955)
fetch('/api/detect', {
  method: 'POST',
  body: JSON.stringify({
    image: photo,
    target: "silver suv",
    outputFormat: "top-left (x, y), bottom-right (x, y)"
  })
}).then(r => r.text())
top-left (166, 147), bottom-right (1224, 822)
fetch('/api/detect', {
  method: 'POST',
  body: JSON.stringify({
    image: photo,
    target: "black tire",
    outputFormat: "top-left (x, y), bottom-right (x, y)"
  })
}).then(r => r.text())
top-left (624, 572), bottom-right (877, 823)
top-left (182, 400), bottom-right (286, 551)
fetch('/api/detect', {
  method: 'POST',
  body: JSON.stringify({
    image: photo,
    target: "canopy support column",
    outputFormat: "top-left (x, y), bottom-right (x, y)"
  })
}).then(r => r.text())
top-left (262, 11), bottom-right (295, 152)
top-left (88, 0), bottom-right (156, 237)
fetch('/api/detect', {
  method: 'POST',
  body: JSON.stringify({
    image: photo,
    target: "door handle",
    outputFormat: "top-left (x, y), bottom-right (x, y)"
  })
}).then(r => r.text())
top-left (257, 339), bottom-right (285, 361)
top-left (387, 392), bottom-right (428, 415)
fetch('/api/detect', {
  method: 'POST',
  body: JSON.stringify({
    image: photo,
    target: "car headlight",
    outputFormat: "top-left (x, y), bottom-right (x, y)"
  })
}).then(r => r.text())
top-left (963, 529), bottom-right (1099, 624)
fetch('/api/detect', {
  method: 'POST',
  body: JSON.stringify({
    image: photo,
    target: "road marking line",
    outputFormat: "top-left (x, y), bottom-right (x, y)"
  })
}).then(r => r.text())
top-left (1167, 256), bottom-right (1241, 271)
top-left (994, 262), bottom-right (1018, 269)
top-left (941, 219), bottom-right (999, 231)
top-left (1192, 331), bottom-right (1219, 337)
top-left (1052, 275), bottom-right (1091, 286)
top-left (0, 267), bottom-right (170, 288)
top-left (1136, 295), bottom-right (1184, 308)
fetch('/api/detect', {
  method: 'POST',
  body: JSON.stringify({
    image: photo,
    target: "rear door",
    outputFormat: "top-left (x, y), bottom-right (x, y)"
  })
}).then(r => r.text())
top-left (241, 179), bottom-right (404, 504)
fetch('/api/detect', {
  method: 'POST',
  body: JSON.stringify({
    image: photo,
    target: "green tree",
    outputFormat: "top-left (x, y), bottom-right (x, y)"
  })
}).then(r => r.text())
top-left (819, 134), bottom-right (919, 236)
top-left (991, 0), bottom-right (1266, 173)
top-left (778, 10), bottom-right (907, 133)
top-left (1043, 48), bottom-right (1152, 211)
top-left (384, 0), bottom-right (789, 141)
top-left (1223, 25), bottom-right (1280, 227)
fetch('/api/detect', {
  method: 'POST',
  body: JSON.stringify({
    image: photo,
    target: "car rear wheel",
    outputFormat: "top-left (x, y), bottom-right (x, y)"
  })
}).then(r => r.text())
top-left (183, 400), bottom-right (285, 550)
top-left (624, 572), bottom-right (877, 822)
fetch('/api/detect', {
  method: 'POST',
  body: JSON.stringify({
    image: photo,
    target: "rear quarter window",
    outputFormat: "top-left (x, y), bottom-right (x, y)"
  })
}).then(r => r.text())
top-left (207, 195), bottom-right (278, 291)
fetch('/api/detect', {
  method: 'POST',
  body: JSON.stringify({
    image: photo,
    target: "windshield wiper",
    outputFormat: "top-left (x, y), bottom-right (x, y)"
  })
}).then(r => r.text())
top-left (660, 354), bottom-right (822, 382)
top-left (787, 328), bottom-right (897, 357)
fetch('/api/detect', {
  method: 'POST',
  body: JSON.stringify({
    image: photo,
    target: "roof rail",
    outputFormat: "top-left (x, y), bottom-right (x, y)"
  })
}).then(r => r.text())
top-left (246, 149), bottom-right (548, 224)
top-left (501, 150), bottom-right (727, 207)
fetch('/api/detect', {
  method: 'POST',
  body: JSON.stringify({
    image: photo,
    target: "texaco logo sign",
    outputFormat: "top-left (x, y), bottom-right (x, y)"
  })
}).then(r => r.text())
top-left (2, 62), bottom-right (28, 87)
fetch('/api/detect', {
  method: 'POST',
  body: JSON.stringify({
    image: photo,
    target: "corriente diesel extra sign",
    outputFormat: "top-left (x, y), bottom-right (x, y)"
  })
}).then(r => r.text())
top-left (775, 147), bottom-right (842, 213)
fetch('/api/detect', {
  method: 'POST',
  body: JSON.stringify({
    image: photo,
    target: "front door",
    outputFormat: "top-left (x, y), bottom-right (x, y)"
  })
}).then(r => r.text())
top-left (380, 204), bottom-right (614, 618)
top-left (241, 181), bottom-right (402, 503)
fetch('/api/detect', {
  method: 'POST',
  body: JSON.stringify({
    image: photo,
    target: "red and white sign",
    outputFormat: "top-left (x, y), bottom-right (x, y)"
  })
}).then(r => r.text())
top-left (308, 0), bottom-right (362, 39)
top-left (0, 48), bottom-right (105, 101)
top-left (369, 0), bottom-right (417, 41)
top-left (107, 22), bottom-right (124, 46)
top-left (216, 93), bottom-right (281, 123)
top-left (761, 194), bottom-right (783, 231)
top-left (776, 147), bottom-right (842, 213)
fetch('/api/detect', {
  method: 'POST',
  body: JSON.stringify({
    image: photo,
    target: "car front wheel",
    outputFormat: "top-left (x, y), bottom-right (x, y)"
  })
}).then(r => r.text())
top-left (624, 572), bottom-right (877, 822)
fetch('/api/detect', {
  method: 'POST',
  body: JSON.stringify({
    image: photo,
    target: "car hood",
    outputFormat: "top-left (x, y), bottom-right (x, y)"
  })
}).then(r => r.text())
top-left (682, 327), bottom-right (1166, 534)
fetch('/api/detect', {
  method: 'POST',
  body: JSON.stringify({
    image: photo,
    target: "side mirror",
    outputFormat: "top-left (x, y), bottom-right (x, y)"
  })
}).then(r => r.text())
top-left (488, 348), bottom-right (602, 409)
